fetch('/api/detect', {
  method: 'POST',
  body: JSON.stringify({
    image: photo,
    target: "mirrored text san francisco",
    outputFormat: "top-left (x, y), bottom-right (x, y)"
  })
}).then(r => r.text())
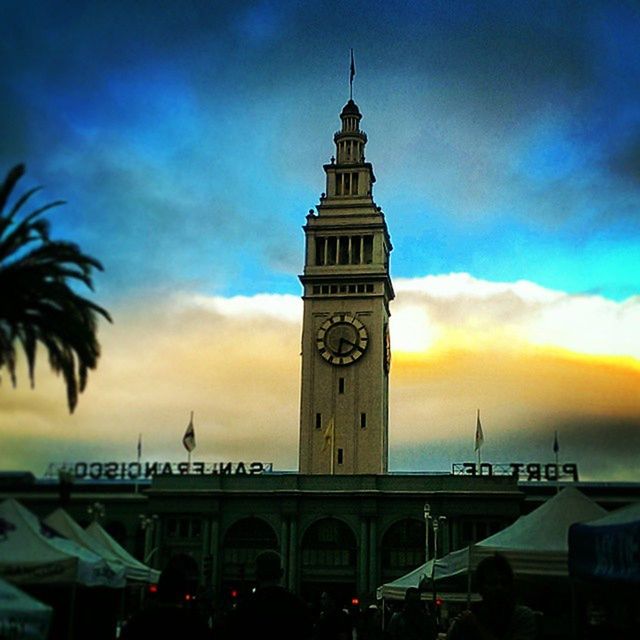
top-left (46, 461), bottom-right (274, 480)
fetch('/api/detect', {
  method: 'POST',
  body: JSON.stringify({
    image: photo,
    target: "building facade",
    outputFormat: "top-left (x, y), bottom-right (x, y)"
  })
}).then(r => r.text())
top-left (4, 472), bottom-right (637, 605)
top-left (299, 99), bottom-right (394, 474)
top-left (1, 471), bottom-right (524, 604)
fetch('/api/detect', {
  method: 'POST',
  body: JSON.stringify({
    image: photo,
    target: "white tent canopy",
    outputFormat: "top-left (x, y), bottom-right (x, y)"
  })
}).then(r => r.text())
top-left (0, 577), bottom-right (52, 640)
top-left (377, 546), bottom-right (471, 601)
top-left (0, 499), bottom-right (125, 587)
top-left (471, 486), bottom-right (607, 574)
top-left (378, 487), bottom-right (607, 600)
top-left (85, 520), bottom-right (160, 583)
top-left (44, 509), bottom-right (132, 581)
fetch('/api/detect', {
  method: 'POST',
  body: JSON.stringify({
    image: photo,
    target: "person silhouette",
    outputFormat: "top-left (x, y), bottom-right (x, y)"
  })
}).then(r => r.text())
top-left (119, 553), bottom-right (210, 640)
top-left (224, 550), bottom-right (313, 640)
top-left (313, 591), bottom-right (351, 640)
top-left (447, 553), bottom-right (536, 640)
top-left (387, 587), bottom-right (436, 640)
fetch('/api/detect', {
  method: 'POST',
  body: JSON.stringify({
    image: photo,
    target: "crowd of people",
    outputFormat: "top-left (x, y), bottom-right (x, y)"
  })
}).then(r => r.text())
top-left (118, 551), bottom-right (537, 640)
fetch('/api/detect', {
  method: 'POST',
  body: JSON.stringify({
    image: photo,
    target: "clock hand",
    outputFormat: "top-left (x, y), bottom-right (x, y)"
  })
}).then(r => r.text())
top-left (338, 337), bottom-right (356, 354)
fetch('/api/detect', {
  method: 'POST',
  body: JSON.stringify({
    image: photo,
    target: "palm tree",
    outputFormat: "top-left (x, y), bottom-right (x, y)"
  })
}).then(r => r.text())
top-left (0, 163), bottom-right (112, 412)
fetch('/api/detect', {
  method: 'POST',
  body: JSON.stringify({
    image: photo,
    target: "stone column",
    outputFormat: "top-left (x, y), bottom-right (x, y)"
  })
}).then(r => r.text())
top-left (201, 519), bottom-right (211, 586)
top-left (441, 518), bottom-right (450, 556)
top-left (209, 518), bottom-right (220, 595)
top-left (280, 518), bottom-right (290, 589)
top-left (358, 518), bottom-right (369, 596)
top-left (448, 518), bottom-right (458, 552)
top-left (288, 518), bottom-right (298, 593)
top-left (368, 518), bottom-right (377, 595)
top-left (152, 516), bottom-right (161, 570)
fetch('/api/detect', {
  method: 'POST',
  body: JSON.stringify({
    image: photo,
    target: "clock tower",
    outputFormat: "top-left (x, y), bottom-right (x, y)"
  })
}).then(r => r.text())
top-left (298, 98), bottom-right (394, 474)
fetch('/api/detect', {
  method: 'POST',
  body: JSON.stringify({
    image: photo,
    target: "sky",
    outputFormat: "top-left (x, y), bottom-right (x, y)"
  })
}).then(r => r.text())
top-left (1, 0), bottom-right (639, 481)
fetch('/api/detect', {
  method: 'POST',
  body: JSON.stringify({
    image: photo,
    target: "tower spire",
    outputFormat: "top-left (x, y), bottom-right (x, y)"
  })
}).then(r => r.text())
top-left (349, 48), bottom-right (356, 100)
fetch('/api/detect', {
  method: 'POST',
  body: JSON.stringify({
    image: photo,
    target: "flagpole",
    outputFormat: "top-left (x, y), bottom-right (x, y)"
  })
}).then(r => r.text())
top-left (476, 409), bottom-right (482, 468)
top-left (331, 420), bottom-right (336, 475)
top-left (135, 433), bottom-right (141, 494)
top-left (554, 430), bottom-right (559, 494)
top-left (188, 411), bottom-right (194, 473)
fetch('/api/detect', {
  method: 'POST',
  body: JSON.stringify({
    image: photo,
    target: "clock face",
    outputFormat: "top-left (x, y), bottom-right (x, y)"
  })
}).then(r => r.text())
top-left (317, 314), bottom-right (368, 365)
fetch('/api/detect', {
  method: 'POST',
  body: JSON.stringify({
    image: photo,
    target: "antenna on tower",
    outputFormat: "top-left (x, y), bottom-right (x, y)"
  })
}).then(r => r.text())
top-left (349, 48), bottom-right (356, 100)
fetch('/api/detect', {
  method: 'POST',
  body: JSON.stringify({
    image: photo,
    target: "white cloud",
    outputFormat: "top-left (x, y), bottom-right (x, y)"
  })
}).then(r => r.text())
top-left (391, 304), bottom-right (440, 352)
top-left (392, 273), bottom-right (640, 360)
top-left (188, 293), bottom-right (301, 323)
top-left (525, 294), bottom-right (640, 359)
top-left (395, 273), bottom-right (563, 303)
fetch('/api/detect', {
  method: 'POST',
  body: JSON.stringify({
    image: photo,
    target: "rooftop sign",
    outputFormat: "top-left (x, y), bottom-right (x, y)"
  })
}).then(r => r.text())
top-left (44, 461), bottom-right (274, 480)
top-left (452, 462), bottom-right (579, 482)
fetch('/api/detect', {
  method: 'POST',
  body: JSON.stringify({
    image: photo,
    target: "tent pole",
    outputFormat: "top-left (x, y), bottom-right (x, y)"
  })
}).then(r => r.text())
top-left (466, 548), bottom-right (472, 609)
top-left (68, 583), bottom-right (77, 640)
top-left (570, 580), bottom-right (579, 640)
top-left (118, 587), bottom-right (126, 637)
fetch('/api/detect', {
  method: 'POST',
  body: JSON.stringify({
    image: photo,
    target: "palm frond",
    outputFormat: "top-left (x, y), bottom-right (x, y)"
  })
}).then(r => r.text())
top-left (0, 164), bottom-right (25, 215)
top-left (0, 163), bottom-right (112, 412)
top-left (3, 186), bottom-right (43, 228)
top-left (0, 201), bottom-right (65, 261)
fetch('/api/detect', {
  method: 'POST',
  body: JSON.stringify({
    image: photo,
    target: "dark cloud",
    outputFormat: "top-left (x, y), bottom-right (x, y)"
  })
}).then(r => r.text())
top-left (1, 0), bottom-right (639, 303)
top-left (609, 134), bottom-right (640, 184)
top-left (391, 415), bottom-right (640, 481)
top-left (550, 416), bottom-right (640, 479)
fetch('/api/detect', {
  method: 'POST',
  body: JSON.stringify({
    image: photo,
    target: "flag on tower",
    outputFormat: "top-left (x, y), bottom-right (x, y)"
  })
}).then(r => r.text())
top-left (553, 430), bottom-right (559, 454)
top-left (322, 418), bottom-right (335, 453)
top-left (350, 49), bottom-right (356, 84)
top-left (182, 412), bottom-right (196, 453)
top-left (474, 410), bottom-right (484, 451)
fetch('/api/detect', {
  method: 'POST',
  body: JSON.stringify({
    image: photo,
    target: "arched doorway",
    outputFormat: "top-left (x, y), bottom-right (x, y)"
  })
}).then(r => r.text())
top-left (300, 517), bottom-right (357, 607)
top-left (381, 518), bottom-right (425, 583)
top-left (221, 517), bottom-right (277, 599)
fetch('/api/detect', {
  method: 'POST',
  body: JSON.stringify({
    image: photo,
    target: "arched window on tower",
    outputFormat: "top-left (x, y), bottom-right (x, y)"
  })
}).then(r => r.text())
top-left (327, 237), bottom-right (337, 264)
top-left (363, 236), bottom-right (373, 263)
top-left (351, 236), bottom-right (361, 264)
top-left (315, 237), bottom-right (325, 265)
top-left (338, 237), bottom-right (349, 264)
top-left (352, 173), bottom-right (359, 195)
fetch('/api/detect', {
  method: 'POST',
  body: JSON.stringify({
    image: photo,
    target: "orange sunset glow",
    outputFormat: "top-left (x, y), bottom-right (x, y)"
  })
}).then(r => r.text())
top-left (1, 275), bottom-right (638, 480)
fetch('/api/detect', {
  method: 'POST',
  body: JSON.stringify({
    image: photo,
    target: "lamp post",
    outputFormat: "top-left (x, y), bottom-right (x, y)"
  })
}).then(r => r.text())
top-left (423, 503), bottom-right (431, 564)
top-left (421, 503), bottom-right (433, 603)
top-left (431, 516), bottom-right (447, 607)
